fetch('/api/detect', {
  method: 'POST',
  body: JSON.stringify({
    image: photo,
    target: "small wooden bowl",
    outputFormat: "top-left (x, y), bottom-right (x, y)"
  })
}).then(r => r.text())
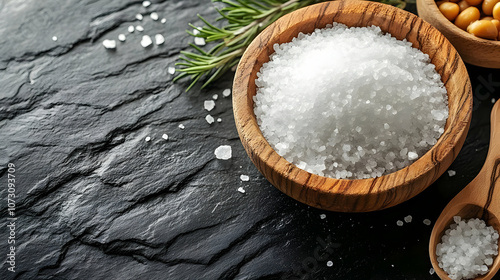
top-left (417, 0), bottom-right (500, 68)
top-left (232, 0), bottom-right (473, 212)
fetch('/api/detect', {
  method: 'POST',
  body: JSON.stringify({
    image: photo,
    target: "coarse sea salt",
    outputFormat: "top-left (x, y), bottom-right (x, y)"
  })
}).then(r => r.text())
top-left (215, 145), bottom-right (232, 160)
top-left (254, 23), bottom-right (448, 179)
top-left (118, 34), bottom-right (126, 42)
top-left (155, 34), bottom-right (165, 45)
top-left (136, 13), bottom-right (143, 21)
top-left (194, 37), bottom-right (206, 46)
top-left (150, 12), bottom-right (159, 21)
top-left (141, 35), bottom-right (152, 48)
top-left (102, 39), bottom-right (117, 49)
top-left (128, 25), bottom-right (135, 33)
top-left (178, 124), bottom-right (185, 129)
top-left (240, 174), bottom-right (249, 181)
top-left (136, 25), bottom-right (144, 32)
top-left (142, 1), bottom-right (151, 7)
top-left (52, 36), bottom-right (58, 41)
top-left (161, 18), bottom-right (167, 24)
top-left (448, 170), bottom-right (456, 177)
top-left (204, 100), bottom-right (215, 111)
top-left (222, 88), bottom-right (231, 97)
top-left (168, 67), bottom-right (176, 75)
top-left (205, 114), bottom-right (215, 124)
top-left (437, 216), bottom-right (499, 280)
top-left (162, 133), bottom-right (168, 140)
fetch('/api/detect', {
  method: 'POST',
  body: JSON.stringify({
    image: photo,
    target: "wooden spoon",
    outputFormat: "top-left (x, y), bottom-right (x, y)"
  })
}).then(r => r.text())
top-left (429, 100), bottom-right (500, 280)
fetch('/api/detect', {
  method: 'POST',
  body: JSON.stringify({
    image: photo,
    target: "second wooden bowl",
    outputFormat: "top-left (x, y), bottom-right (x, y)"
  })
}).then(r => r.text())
top-left (417, 0), bottom-right (500, 68)
top-left (233, 0), bottom-right (473, 212)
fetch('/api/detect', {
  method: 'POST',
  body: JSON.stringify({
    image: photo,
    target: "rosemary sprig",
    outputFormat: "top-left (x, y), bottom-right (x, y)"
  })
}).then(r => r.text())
top-left (174, 0), bottom-right (410, 91)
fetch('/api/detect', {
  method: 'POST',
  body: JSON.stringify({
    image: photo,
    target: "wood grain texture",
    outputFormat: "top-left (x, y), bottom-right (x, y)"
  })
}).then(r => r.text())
top-left (232, 0), bottom-right (473, 212)
top-left (429, 101), bottom-right (500, 280)
top-left (417, 0), bottom-right (500, 69)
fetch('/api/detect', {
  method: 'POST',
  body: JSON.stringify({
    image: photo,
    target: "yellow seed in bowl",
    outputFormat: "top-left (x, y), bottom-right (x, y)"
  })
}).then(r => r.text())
top-left (467, 19), bottom-right (499, 39)
top-left (440, 2), bottom-right (461, 21)
top-left (458, 0), bottom-right (471, 12)
top-left (483, 0), bottom-right (500, 15)
top-left (455, 7), bottom-right (481, 30)
top-left (482, 16), bottom-right (495, 20)
top-left (494, 2), bottom-right (500, 20)
top-left (465, 0), bottom-right (483, 5)
top-left (492, 19), bottom-right (500, 31)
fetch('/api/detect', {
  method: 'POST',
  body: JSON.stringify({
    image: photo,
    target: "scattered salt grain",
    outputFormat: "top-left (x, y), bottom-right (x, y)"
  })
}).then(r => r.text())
top-left (240, 174), bottom-right (250, 181)
top-left (128, 25), bottom-right (135, 33)
top-left (155, 34), bottom-right (165, 45)
top-left (118, 34), bottom-right (126, 42)
top-left (447, 170), bottom-right (456, 177)
top-left (102, 39), bottom-right (117, 49)
top-left (168, 67), bottom-right (175, 75)
top-left (212, 94), bottom-right (218, 100)
top-left (142, 1), bottom-right (151, 7)
top-left (150, 12), bottom-right (159, 21)
top-left (436, 216), bottom-right (499, 280)
top-left (237, 187), bottom-right (245, 194)
top-left (404, 215), bottom-right (413, 223)
top-left (493, 98), bottom-right (496, 104)
top-left (206, 115), bottom-right (215, 124)
top-left (193, 28), bottom-right (201, 35)
top-left (429, 268), bottom-right (435, 275)
top-left (136, 25), bottom-right (144, 32)
top-left (253, 23), bottom-right (448, 179)
top-left (136, 13), bottom-right (143, 21)
top-left (423, 219), bottom-right (432, 226)
top-left (194, 37), bottom-right (206, 46)
top-left (215, 145), bottom-right (232, 160)
top-left (396, 220), bottom-right (404, 226)
top-left (141, 35), bottom-right (152, 47)
top-left (204, 100), bottom-right (215, 111)
top-left (161, 18), bottom-right (166, 24)
top-left (145, 136), bottom-right (151, 142)
top-left (327, 261), bottom-right (333, 267)
top-left (222, 88), bottom-right (231, 97)
top-left (162, 134), bottom-right (168, 140)
top-left (320, 214), bottom-right (326, 219)
top-left (217, 118), bottom-right (222, 123)
top-left (178, 124), bottom-right (185, 129)
top-left (52, 36), bottom-right (58, 41)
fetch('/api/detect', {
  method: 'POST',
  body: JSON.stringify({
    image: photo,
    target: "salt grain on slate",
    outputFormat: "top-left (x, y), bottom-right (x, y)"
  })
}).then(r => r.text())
top-left (161, 18), bottom-right (166, 24)
top-left (145, 136), bottom-right (151, 142)
top-left (222, 88), bottom-right (231, 97)
top-left (492, 98), bottom-right (496, 103)
top-left (150, 12), bottom-right (159, 20)
top-left (162, 134), bottom-right (168, 140)
top-left (240, 175), bottom-right (249, 181)
top-left (217, 118), bottom-right (222, 123)
top-left (237, 187), bottom-right (245, 194)
top-left (423, 219), bottom-right (432, 226)
top-left (397, 220), bottom-right (404, 226)
top-left (52, 36), bottom-right (58, 41)
top-left (254, 23), bottom-right (448, 179)
top-left (204, 100), bottom-right (215, 111)
top-left (136, 13), bottom-right (143, 20)
top-left (320, 214), bottom-right (326, 219)
top-left (206, 115), bottom-right (215, 124)
top-left (215, 145), bottom-right (232, 160)
top-left (141, 35), bottom-right (152, 47)
top-left (327, 261), bottom-right (333, 267)
top-left (404, 215), bottom-right (412, 223)
top-left (168, 67), bottom-right (176, 75)
top-left (142, 1), bottom-right (151, 7)
top-left (136, 25), bottom-right (144, 32)
top-left (178, 124), bottom-right (185, 129)
top-left (448, 170), bottom-right (456, 177)
top-left (118, 34), bottom-right (126, 42)
top-left (128, 25), bottom-right (135, 33)
top-left (102, 39), bottom-right (117, 49)
top-left (194, 37), bottom-right (206, 46)
top-left (155, 34), bottom-right (165, 45)
top-left (212, 94), bottom-right (218, 100)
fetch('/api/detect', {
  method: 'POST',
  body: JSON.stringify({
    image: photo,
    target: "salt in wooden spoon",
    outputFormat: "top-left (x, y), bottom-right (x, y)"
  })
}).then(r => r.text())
top-left (429, 100), bottom-right (500, 280)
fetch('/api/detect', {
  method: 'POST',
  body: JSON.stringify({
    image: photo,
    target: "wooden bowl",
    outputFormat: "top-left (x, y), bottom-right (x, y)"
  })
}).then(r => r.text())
top-left (417, 0), bottom-right (500, 68)
top-left (232, 0), bottom-right (473, 212)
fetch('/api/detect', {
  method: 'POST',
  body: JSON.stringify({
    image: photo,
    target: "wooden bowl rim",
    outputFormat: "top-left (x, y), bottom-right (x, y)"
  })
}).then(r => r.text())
top-left (233, 1), bottom-right (472, 203)
top-left (419, 0), bottom-right (500, 46)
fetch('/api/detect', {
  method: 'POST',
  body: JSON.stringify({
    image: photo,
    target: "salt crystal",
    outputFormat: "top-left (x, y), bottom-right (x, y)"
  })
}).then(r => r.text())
top-left (142, 1), bottom-right (151, 7)
top-left (194, 37), bottom-right (206, 46)
top-left (222, 88), bottom-right (231, 97)
top-left (237, 187), bottom-right (245, 193)
top-left (136, 25), bottom-right (144, 32)
top-left (212, 94), bottom-right (218, 100)
top-left (429, 268), bottom-right (435, 275)
top-left (118, 34), bottom-right (126, 42)
top-left (168, 67), bottom-right (175, 75)
top-left (423, 219), bottom-right (432, 226)
top-left (145, 136), bottom-right (151, 142)
top-left (204, 100), bottom-right (215, 111)
top-left (193, 28), bottom-right (201, 35)
top-left (240, 174), bottom-right (249, 181)
top-left (154, 34), bottom-right (165, 45)
top-left (448, 170), bottom-right (456, 177)
top-left (404, 215), bottom-right (413, 223)
top-left (217, 118), bottom-right (222, 123)
top-left (161, 18), bottom-right (166, 24)
top-left (327, 261), bottom-right (333, 267)
top-left (136, 13), bottom-right (143, 21)
top-left (140, 35), bottom-right (152, 48)
top-left (150, 12), bottom-right (159, 21)
top-left (320, 214), bottom-right (326, 219)
top-left (397, 220), bottom-right (404, 226)
top-left (52, 36), bottom-right (58, 41)
top-left (178, 124), bottom-right (185, 129)
top-left (162, 134), bottom-right (168, 140)
top-left (102, 39), bottom-right (116, 49)
top-left (215, 145), bottom-right (232, 160)
top-left (408, 151), bottom-right (418, 161)
top-left (206, 115), bottom-right (214, 124)
top-left (128, 25), bottom-right (135, 33)
top-left (491, 98), bottom-right (496, 104)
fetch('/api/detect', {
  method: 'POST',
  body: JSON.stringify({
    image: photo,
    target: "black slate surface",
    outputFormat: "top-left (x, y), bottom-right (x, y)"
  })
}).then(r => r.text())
top-left (1, 1), bottom-right (500, 279)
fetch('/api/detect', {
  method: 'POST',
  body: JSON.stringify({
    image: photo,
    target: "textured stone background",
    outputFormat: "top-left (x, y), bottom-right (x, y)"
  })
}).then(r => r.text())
top-left (0, 0), bottom-right (499, 279)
